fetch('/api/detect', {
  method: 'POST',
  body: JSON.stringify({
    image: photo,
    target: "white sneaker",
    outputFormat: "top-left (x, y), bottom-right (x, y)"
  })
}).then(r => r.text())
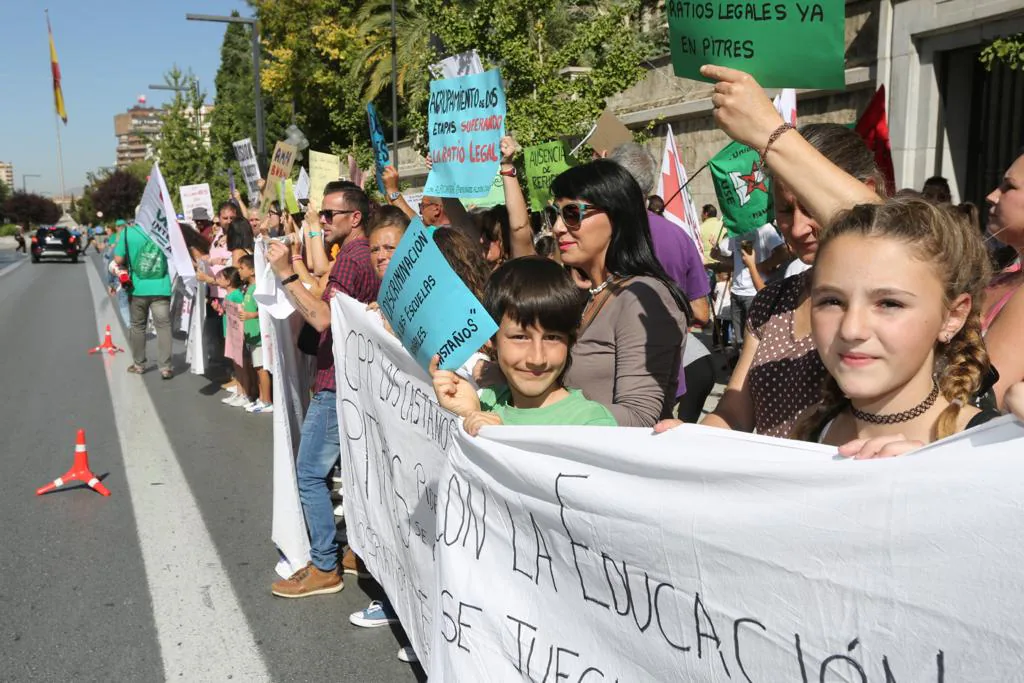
top-left (227, 394), bottom-right (251, 407)
top-left (397, 646), bottom-right (418, 663)
top-left (220, 394), bottom-right (237, 404)
top-left (245, 399), bottom-right (267, 413)
top-left (333, 503), bottom-right (345, 518)
top-left (252, 402), bottom-right (273, 414)
top-left (226, 385), bottom-right (238, 394)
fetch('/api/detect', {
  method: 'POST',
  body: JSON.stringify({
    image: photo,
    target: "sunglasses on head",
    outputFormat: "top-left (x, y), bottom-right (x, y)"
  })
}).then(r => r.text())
top-left (319, 208), bottom-right (355, 221)
top-left (558, 201), bottom-right (603, 228)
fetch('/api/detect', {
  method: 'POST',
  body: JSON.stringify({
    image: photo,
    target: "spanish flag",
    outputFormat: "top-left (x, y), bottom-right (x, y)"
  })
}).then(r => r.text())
top-left (47, 14), bottom-right (67, 124)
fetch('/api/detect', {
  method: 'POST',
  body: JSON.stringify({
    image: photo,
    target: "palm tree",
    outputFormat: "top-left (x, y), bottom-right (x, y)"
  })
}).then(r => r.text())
top-left (349, 0), bottom-right (434, 105)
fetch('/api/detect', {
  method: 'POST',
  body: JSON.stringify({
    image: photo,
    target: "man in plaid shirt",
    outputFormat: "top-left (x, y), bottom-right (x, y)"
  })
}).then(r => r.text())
top-left (267, 180), bottom-right (379, 598)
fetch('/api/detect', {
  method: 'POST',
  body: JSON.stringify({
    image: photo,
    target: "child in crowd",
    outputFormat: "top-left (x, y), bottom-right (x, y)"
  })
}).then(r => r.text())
top-left (431, 256), bottom-right (616, 435)
top-left (217, 267), bottom-right (254, 408)
top-left (792, 197), bottom-right (1000, 456)
top-left (237, 255), bottom-right (272, 414)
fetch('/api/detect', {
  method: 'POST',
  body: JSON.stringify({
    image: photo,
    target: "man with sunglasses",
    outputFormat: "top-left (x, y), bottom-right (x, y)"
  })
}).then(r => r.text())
top-left (266, 180), bottom-right (379, 599)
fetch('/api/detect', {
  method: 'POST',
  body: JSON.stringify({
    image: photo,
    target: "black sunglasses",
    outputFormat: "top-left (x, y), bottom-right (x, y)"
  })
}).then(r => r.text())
top-left (319, 209), bottom-right (356, 221)
top-left (558, 201), bottom-right (604, 228)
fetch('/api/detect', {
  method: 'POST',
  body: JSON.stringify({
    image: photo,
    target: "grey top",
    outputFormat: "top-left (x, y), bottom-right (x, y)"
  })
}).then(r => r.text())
top-left (565, 276), bottom-right (687, 427)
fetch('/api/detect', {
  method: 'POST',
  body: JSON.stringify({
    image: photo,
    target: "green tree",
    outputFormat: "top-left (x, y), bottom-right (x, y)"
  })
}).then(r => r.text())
top-left (252, 0), bottom-right (377, 158)
top-left (208, 11), bottom-right (289, 182)
top-left (151, 66), bottom-right (224, 209)
top-left (980, 34), bottom-right (1024, 71)
top-left (3, 192), bottom-right (61, 227)
top-left (416, 0), bottom-right (648, 148)
top-left (0, 179), bottom-right (10, 216)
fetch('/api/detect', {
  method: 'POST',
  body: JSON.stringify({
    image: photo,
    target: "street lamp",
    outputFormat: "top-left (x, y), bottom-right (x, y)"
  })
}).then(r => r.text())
top-left (185, 13), bottom-right (266, 170)
top-left (22, 174), bottom-right (41, 192)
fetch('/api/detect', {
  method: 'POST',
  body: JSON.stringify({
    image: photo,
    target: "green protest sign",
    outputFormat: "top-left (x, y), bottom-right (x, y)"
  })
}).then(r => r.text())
top-left (524, 141), bottom-right (572, 211)
top-left (708, 141), bottom-right (772, 236)
top-left (667, 0), bottom-right (844, 89)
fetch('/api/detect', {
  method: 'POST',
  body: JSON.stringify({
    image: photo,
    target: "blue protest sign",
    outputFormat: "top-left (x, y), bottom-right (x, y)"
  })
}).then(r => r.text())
top-left (367, 103), bottom-right (391, 196)
top-left (423, 68), bottom-right (506, 199)
top-left (377, 218), bottom-right (497, 371)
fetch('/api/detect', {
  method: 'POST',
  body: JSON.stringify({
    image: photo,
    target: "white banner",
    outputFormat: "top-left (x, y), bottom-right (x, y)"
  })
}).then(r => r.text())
top-left (233, 138), bottom-right (262, 204)
top-left (179, 183), bottom-right (214, 222)
top-left (185, 280), bottom-right (206, 375)
top-left (137, 163), bottom-right (196, 289)
top-left (328, 292), bottom-right (1024, 681)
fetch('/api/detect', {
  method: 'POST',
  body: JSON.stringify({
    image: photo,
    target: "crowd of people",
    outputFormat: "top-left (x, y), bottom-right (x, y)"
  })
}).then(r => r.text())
top-left (85, 63), bottom-right (1024, 667)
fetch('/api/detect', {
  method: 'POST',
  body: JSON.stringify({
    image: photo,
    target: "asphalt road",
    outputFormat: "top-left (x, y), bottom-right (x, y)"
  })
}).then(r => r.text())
top-left (0, 251), bottom-right (426, 682)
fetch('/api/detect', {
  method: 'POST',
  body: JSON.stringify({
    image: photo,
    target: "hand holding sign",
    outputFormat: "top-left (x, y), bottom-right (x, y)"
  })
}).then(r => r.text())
top-left (428, 354), bottom-right (481, 417)
top-left (500, 135), bottom-right (518, 165)
top-left (382, 165), bottom-right (400, 196)
top-left (703, 65), bottom-right (785, 154)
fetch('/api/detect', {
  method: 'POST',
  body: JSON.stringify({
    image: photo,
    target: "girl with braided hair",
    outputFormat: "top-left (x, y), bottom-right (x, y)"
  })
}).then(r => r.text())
top-left (791, 196), bottom-right (1001, 457)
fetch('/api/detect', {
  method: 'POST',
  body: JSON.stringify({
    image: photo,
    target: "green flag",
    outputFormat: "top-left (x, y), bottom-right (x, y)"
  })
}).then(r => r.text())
top-left (708, 141), bottom-right (772, 237)
top-left (524, 141), bottom-right (573, 211)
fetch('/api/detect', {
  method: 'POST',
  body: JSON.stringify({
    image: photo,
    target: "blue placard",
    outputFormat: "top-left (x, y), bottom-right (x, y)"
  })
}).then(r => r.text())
top-left (377, 218), bottom-right (497, 371)
top-left (423, 68), bottom-right (506, 199)
top-left (367, 103), bottom-right (391, 196)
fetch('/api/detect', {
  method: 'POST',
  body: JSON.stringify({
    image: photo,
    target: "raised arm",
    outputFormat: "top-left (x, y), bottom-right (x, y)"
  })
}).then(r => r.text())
top-left (266, 241), bottom-right (332, 332)
top-left (702, 65), bottom-right (881, 223)
top-left (500, 136), bottom-right (536, 258)
top-left (302, 205), bottom-right (331, 277)
top-left (382, 165), bottom-right (418, 220)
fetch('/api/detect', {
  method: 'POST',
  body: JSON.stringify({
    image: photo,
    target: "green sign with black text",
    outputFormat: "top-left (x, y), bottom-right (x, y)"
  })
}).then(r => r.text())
top-left (524, 141), bottom-right (573, 211)
top-left (667, 0), bottom-right (845, 88)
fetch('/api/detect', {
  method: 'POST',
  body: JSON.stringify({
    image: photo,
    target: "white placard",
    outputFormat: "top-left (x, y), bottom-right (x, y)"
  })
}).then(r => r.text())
top-left (233, 138), bottom-right (262, 203)
top-left (179, 183), bottom-right (214, 222)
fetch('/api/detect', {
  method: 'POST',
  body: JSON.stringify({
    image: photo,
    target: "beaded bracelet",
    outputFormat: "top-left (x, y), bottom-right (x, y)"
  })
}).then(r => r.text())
top-left (761, 123), bottom-right (795, 164)
top-left (290, 255), bottom-right (303, 263)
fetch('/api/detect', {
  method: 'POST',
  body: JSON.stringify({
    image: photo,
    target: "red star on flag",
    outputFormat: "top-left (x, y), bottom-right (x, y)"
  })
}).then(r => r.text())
top-left (738, 162), bottom-right (767, 196)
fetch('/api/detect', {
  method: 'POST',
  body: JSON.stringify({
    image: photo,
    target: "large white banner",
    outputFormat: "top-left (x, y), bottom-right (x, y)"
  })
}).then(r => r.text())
top-left (137, 162), bottom-right (196, 289)
top-left (329, 292), bottom-right (1024, 681)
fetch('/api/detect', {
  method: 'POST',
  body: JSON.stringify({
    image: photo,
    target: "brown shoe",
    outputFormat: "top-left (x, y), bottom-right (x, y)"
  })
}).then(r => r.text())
top-left (342, 548), bottom-right (372, 579)
top-left (271, 563), bottom-right (344, 598)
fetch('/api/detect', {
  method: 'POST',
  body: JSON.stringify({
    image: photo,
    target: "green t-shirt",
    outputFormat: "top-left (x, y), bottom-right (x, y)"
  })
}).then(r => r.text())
top-left (479, 386), bottom-right (617, 427)
top-left (114, 225), bottom-right (172, 297)
top-left (241, 284), bottom-right (261, 342)
top-left (223, 288), bottom-right (244, 337)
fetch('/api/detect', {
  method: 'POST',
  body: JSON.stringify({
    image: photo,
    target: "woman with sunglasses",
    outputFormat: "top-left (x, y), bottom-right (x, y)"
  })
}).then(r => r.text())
top-left (551, 160), bottom-right (691, 427)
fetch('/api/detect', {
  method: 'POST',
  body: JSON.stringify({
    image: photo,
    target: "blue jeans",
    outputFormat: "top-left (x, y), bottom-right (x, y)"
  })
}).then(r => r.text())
top-left (296, 390), bottom-right (341, 572)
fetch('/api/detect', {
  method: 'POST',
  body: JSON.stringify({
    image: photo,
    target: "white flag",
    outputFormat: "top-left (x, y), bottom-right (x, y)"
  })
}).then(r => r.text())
top-left (773, 88), bottom-right (798, 126)
top-left (136, 162), bottom-right (196, 290)
top-left (654, 125), bottom-right (704, 257)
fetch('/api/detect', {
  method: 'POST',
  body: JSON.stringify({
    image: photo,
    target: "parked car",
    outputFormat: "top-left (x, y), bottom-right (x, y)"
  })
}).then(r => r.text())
top-left (31, 226), bottom-right (79, 263)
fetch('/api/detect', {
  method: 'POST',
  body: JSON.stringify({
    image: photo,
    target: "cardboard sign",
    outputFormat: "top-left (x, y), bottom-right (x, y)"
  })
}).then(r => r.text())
top-left (261, 142), bottom-right (297, 212)
top-left (308, 150), bottom-right (340, 212)
top-left (375, 218), bottom-right (497, 370)
top-left (179, 183), bottom-right (214, 223)
top-left (586, 110), bottom-right (633, 156)
top-left (232, 138), bottom-right (262, 203)
top-left (424, 68), bottom-right (507, 198)
top-left (668, 0), bottom-right (845, 89)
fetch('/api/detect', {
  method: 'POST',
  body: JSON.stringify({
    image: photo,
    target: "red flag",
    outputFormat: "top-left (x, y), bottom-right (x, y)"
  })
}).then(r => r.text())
top-left (47, 14), bottom-right (67, 124)
top-left (854, 86), bottom-right (894, 195)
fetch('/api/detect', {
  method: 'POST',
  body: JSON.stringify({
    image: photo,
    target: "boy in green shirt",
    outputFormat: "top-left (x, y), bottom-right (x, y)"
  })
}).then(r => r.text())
top-left (237, 255), bottom-right (272, 414)
top-left (431, 256), bottom-right (615, 435)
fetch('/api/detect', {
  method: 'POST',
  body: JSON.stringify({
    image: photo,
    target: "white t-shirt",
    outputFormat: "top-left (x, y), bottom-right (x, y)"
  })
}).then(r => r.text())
top-left (784, 257), bottom-right (812, 278)
top-left (718, 224), bottom-right (784, 298)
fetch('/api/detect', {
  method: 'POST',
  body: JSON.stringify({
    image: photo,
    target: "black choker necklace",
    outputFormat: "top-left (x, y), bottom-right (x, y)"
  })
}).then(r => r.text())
top-left (850, 382), bottom-right (940, 425)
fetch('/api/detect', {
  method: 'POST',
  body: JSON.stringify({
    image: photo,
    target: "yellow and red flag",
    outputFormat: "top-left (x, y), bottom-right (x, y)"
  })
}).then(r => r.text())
top-left (47, 15), bottom-right (67, 124)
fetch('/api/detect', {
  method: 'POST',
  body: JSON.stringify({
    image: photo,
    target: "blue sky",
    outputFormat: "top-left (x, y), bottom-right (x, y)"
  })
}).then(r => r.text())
top-left (0, 0), bottom-right (250, 197)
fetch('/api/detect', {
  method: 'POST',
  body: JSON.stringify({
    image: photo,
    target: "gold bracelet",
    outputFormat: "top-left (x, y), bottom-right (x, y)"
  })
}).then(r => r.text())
top-left (761, 123), bottom-right (795, 164)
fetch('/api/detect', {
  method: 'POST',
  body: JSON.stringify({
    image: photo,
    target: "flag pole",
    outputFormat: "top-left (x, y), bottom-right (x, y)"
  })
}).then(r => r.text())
top-left (54, 111), bottom-right (67, 206)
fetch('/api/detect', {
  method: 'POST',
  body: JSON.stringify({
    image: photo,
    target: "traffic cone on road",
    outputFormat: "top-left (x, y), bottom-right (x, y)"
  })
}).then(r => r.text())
top-left (35, 429), bottom-right (111, 497)
top-left (89, 325), bottom-right (124, 355)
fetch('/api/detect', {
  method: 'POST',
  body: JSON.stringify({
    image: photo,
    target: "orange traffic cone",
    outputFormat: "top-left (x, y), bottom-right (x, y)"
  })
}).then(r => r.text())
top-left (35, 429), bottom-right (111, 497)
top-left (89, 325), bottom-right (124, 355)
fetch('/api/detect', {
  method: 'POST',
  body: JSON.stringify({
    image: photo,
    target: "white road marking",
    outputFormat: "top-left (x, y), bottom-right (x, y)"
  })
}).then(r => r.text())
top-left (85, 263), bottom-right (270, 681)
top-left (0, 257), bottom-right (27, 279)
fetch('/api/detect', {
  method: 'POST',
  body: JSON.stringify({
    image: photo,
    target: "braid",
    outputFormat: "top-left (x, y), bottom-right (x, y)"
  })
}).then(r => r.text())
top-left (934, 312), bottom-right (989, 439)
top-left (791, 375), bottom-right (849, 441)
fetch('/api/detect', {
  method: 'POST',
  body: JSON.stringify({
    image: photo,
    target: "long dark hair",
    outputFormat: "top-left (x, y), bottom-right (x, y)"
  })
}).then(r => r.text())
top-left (226, 217), bottom-right (254, 252)
top-left (550, 159), bottom-right (691, 320)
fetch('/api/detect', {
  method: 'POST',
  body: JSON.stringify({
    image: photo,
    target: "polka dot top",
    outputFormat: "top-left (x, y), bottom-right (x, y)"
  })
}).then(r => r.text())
top-left (746, 269), bottom-right (827, 438)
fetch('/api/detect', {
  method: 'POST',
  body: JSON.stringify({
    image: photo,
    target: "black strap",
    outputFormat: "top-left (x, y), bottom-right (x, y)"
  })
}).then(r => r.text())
top-left (123, 227), bottom-right (132, 279)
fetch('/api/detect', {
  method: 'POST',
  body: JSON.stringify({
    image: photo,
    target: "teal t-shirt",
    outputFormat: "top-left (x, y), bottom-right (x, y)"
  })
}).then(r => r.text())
top-left (241, 284), bottom-right (260, 342)
top-left (223, 288), bottom-right (244, 336)
top-left (479, 386), bottom-right (617, 427)
top-left (114, 225), bottom-right (172, 297)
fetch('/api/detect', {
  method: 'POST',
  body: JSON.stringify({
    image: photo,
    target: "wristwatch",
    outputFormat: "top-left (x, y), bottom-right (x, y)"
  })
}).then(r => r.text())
top-left (281, 273), bottom-right (300, 286)
top-left (387, 191), bottom-right (401, 202)
top-left (499, 167), bottom-right (517, 178)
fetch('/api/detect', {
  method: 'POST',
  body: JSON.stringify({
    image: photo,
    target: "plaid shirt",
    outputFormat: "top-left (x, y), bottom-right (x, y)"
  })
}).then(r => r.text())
top-left (313, 237), bottom-right (380, 393)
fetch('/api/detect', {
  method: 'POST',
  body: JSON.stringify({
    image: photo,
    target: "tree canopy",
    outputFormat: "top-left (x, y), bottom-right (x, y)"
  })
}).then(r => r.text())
top-left (89, 170), bottom-right (145, 222)
top-left (3, 192), bottom-right (62, 227)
